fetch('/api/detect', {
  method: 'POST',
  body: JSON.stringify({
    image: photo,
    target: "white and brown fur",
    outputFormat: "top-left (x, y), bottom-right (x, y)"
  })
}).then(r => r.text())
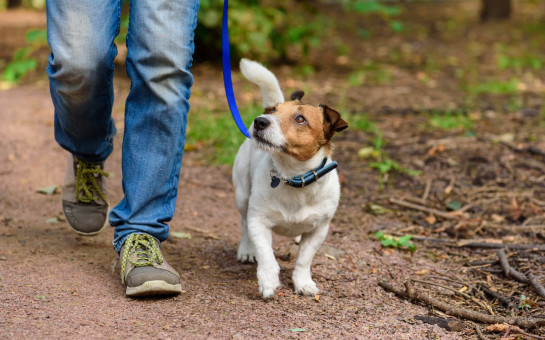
top-left (233, 59), bottom-right (348, 299)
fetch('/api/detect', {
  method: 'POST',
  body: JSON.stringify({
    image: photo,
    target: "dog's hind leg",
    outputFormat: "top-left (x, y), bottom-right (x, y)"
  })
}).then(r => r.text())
top-left (233, 141), bottom-right (256, 263)
top-left (292, 221), bottom-right (330, 296)
top-left (237, 216), bottom-right (256, 263)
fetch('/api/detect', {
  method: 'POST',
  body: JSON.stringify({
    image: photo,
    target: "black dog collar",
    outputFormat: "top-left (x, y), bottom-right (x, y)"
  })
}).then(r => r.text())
top-left (269, 158), bottom-right (338, 188)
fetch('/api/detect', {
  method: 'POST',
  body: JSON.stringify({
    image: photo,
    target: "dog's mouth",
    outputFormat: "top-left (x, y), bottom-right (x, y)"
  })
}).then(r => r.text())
top-left (253, 133), bottom-right (285, 152)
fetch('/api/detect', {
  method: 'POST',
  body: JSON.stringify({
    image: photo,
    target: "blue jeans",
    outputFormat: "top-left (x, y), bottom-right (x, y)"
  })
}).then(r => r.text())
top-left (46, 0), bottom-right (200, 252)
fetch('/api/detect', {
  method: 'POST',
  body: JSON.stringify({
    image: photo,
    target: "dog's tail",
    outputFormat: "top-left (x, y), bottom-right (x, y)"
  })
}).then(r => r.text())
top-left (240, 58), bottom-right (284, 108)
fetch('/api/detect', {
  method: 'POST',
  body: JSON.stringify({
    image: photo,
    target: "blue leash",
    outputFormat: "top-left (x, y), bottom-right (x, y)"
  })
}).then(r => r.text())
top-left (222, 0), bottom-right (251, 139)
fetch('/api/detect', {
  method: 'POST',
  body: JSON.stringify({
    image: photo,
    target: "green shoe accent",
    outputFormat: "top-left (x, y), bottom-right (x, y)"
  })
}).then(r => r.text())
top-left (75, 158), bottom-right (110, 204)
top-left (120, 233), bottom-right (164, 284)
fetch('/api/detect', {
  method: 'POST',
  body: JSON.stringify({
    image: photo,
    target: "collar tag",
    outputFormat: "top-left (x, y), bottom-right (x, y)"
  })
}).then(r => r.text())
top-left (271, 176), bottom-right (281, 188)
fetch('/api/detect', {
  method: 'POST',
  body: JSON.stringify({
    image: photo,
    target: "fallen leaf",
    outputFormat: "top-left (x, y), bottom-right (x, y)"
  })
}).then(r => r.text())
top-left (496, 133), bottom-right (515, 143)
top-left (458, 286), bottom-right (468, 293)
top-left (37, 186), bottom-right (59, 195)
top-left (365, 203), bottom-right (392, 215)
top-left (491, 214), bottom-right (505, 223)
top-left (381, 248), bottom-right (396, 255)
top-left (415, 269), bottom-right (429, 276)
top-left (277, 292), bottom-right (285, 297)
top-left (507, 197), bottom-right (523, 221)
top-left (171, 232), bottom-right (191, 239)
top-left (324, 253), bottom-right (336, 261)
top-left (358, 146), bottom-right (375, 159)
top-left (502, 235), bottom-right (515, 243)
top-left (446, 200), bottom-right (462, 211)
top-left (428, 144), bottom-right (445, 156)
top-left (314, 294), bottom-right (320, 302)
top-left (289, 328), bottom-right (306, 332)
top-left (486, 323), bottom-right (520, 333)
top-left (424, 214), bottom-right (436, 224)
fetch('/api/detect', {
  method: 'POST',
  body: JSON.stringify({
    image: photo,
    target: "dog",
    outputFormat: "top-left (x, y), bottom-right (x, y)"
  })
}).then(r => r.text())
top-left (232, 59), bottom-right (348, 299)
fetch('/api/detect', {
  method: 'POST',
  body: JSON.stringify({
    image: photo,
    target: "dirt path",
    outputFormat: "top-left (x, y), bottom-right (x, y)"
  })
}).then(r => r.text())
top-left (0, 77), bottom-right (468, 339)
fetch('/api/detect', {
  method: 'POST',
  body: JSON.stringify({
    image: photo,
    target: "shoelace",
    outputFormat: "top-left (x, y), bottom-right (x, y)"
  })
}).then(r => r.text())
top-left (75, 158), bottom-right (109, 204)
top-left (120, 233), bottom-right (164, 284)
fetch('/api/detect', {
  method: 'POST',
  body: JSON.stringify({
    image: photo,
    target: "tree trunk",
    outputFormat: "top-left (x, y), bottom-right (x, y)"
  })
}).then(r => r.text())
top-left (481, 0), bottom-right (511, 21)
top-left (7, 0), bottom-right (23, 9)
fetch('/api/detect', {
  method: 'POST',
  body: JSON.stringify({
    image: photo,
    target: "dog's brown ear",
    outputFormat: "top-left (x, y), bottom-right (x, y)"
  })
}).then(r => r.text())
top-left (320, 104), bottom-right (348, 139)
top-left (290, 90), bottom-right (305, 101)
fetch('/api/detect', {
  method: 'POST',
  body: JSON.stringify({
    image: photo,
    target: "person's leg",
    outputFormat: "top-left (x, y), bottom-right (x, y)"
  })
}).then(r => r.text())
top-left (47, 0), bottom-right (121, 235)
top-left (111, 0), bottom-right (200, 296)
top-left (47, 0), bottom-right (120, 163)
top-left (110, 0), bottom-right (200, 250)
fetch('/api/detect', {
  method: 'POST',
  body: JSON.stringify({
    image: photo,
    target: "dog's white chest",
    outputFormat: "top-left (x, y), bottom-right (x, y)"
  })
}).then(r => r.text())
top-left (265, 187), bottom-right (336, 237)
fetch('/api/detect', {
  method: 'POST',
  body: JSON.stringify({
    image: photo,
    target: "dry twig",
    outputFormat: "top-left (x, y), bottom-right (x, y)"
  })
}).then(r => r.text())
top-left (528, 274), bottom-right (545, 300)
top-left (413, 279), bottom-right (494, 315)
top-left (389, 198), bottom-right (464, 220)
top-left (497, 249), bottom-right (529, 283)
top-left (461, 243), bottom-right (545, 250)
top-left (379, 280), bottom-right (545, 329)
top-left (478, 284), bottom-right (516, 310)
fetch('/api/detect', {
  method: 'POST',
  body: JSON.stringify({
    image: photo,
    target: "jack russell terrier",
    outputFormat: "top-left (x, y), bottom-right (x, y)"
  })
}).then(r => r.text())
top-left (232, 59), bottom-right (348, 299)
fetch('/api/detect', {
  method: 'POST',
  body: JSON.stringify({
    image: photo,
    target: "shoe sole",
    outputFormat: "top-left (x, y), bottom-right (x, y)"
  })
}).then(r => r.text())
top-left (66, 205), bottom-right (110, 237)
top-left (126, 280), bottom-right (182, 297)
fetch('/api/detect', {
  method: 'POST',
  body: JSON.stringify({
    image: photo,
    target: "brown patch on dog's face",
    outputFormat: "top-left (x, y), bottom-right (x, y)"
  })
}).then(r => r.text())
top-left (267, 100), bottom-right (348, 161)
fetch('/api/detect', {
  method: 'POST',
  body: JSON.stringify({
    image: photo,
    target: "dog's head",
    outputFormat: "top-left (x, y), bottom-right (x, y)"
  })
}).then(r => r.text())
top-left (250, 91), bottom-right (348, 161)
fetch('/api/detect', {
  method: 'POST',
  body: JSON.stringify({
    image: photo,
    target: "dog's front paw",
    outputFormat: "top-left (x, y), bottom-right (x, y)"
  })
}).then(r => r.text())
top-left (293, 277), bottom-right (319, 296)
top-left (259, 278), bottom-right (281, 299)
top-left (237, 239), bottom-right (256, 263)
top-left (258, 266), bottom-right (280, 299)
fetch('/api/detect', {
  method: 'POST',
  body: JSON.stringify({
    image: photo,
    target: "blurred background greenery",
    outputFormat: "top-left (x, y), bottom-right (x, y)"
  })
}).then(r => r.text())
top-left (1, 0), bottom-right (544, 167)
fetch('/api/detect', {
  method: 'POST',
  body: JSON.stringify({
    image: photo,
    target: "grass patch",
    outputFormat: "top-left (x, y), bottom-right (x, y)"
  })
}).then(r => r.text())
top-left (429, 111), bottom-right (474, 131)
top-left (185, 104), bottom-right (261, 165)
top-left (344, 112), bottom-right (377, 133)
top-left (359, 134), bottom-right (421, 190)
top-left (467, 78), bottom-right (519, 95)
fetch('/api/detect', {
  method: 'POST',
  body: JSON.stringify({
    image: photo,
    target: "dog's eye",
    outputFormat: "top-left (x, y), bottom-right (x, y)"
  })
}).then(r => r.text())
top-left (264, 107), bottom-right (275, 114)
top-left (295, 115), bottom-right (306, 124)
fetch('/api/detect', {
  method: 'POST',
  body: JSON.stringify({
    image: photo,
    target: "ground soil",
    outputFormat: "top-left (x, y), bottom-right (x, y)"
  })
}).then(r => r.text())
top-left (1, 4), bottom-right (545, 340)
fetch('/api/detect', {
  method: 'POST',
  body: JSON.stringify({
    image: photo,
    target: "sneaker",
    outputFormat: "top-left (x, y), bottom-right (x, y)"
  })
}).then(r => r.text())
top-left (62, 155), bottom-right (109, 235)
top-left (120, 233), bottom-right (182, 297)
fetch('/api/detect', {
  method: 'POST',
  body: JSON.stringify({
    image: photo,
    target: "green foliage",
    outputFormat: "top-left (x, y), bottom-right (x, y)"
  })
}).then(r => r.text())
top-left (195, 0), bottom-right (330, 62)
top-left (347, 61), bottom-right (392, 87)
top-left (343, 0), bottom-right (404, 35)
top-left (185, 104), bottom-right (259, 165)
top-left (346, 1), bottom-right (400, 16)
top-left (497, 54), bottom-right (543, 71)
top-left (363, 134), bottom-right (420, 190)
top-left (446, 200), bottom-right (462, 211)
top-left (115, 14), bottom-right (130, 44)
top-left (468, 79), bottom-right (519, 95)
top-left (374, 231), bottom-right (416, 252)
top-left (429, 111), bottom-right (474, 130)
top-left (519, 294), bottom-right (532, 310)
top-left (1, 29), bottom-right (47, 84)
top-left (346, 113), bottom-right (376, 133)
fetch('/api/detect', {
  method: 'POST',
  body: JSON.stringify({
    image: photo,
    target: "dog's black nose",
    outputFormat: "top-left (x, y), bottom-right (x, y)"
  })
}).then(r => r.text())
top-left (254, 117), bottom-right (270, 131)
